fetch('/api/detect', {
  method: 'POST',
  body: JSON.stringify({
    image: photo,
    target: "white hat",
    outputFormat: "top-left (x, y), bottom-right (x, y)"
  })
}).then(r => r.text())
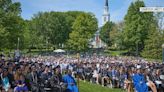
top-left (67, 65), bottom-right (73, 71)
top-left (136, 65), bottom-right (141, 69)
top-left (160, 75), bottom-right (164, 80)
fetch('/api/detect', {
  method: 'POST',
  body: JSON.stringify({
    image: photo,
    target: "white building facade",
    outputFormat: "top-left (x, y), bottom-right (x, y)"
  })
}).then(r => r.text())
top-left (90, 0), bottom-right (110, 48)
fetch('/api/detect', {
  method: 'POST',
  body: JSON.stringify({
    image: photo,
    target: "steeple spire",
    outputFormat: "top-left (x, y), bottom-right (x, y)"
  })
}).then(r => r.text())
top-left (102, 0), bottom-right (110, 26)
top-left (105, 0), bottom-right (108, 6)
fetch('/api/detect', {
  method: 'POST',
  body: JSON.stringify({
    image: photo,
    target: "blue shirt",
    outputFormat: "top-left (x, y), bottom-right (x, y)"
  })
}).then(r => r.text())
top-left (132, 74), bottom-right (148, 92)
top-left (2, 77), bottom-right (10, 91)
top-left (63, 74), bottom-right (78, 92)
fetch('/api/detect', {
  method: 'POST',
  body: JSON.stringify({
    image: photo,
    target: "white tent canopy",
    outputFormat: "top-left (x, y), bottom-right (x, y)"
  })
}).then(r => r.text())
top-left (53, 49), bottom-right (65, 53)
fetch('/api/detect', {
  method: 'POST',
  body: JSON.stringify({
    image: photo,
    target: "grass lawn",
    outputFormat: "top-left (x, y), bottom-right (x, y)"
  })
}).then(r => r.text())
top-left (104, 50), bottom-right (128, 56)
top-left (79, 81), bottom-right (123, 92)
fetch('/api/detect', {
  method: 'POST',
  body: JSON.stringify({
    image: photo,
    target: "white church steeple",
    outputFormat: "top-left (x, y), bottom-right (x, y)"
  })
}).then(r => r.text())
top-left (102, 0), bottom-right (110, 26)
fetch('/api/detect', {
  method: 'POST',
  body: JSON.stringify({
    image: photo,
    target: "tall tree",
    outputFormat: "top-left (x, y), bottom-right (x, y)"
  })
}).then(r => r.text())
top-left (22, 20), bottom-right (44, 50)
top-left (141, 26), bottom-right (163, 59)
top-left (100, 21), bottom-right (114, 46)
top-left (31, 11), bottom-right (86, 49)
top-left (141, 13), bottom-right (164, 59)
top-left (67, 13), bottom-right (98, 51)
top-left (111, 22), bottom-right (125, 49)
top-left (123, 1), bottom-right (156, 55)
top-left (0, 25), bottom-right (8, 48)
top-left (0, 0), bottom-right (23, 49)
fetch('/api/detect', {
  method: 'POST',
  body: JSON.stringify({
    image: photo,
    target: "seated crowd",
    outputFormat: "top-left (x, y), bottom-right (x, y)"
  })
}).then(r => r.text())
top-left (74, 56), bottom-right (164, 92)
top-left (0, 54), bottom-right (78, 92)
top-left (0, 53), bottom-right (164, 92)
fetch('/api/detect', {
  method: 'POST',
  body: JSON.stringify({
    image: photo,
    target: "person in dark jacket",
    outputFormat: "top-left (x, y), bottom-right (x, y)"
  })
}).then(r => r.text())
top-left (50, 65), bottom-right (65, 92)
top-left (27, 66), bottom-right (39, 92)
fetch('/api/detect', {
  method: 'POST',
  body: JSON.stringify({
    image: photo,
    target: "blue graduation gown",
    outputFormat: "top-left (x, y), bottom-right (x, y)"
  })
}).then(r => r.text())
top-left (63, 74), bottom-right (78, 92)
top-left (132, 74), bottom-right (148, 92)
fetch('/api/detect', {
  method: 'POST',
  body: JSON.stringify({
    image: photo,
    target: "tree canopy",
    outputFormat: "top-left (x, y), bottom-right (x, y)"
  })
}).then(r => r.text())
top-left (100, 21), bottom-right (115, 46)
top-left (0, 0), bottom-right (163, 60)
top-left (0, 0), bottom-right (24, 49)
top-left (123, 1), bottom-right (156, 54)
top-left (67, 13), bottom-right (98, 51)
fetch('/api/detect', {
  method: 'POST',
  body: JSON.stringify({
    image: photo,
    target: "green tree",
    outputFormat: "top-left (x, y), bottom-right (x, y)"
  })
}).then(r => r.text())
top-left (21, 20), bottom-right (44, 50)
top-left (123, 1), bottom-right (155, 55)
top-left (0, 25), bottom-right (8, 48)
top-left (67, 13), bottom-right (98, 51)
top-left (31, 11), bottom-right (86, 49)
top-left (111, 22), bottom-right (125, 49)
top-left (100, 22), bottom-right (114, 46)
top-left (141, 27), bottom-right (164, 59)
top-left (141, 13), bottom-right (164, 59)
top-left (0, 0), bottom-right (23, 49)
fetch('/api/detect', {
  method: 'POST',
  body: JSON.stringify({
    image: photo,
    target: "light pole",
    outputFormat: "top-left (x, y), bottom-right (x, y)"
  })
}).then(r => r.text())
top-left (136, 41), bottom-right (139, 57)
top-left (46, 37), bottom-right (49, 54)
top-left (162, 44), bottom-right (164, 63)
top-left (17, 37), bottom-right (20, 50)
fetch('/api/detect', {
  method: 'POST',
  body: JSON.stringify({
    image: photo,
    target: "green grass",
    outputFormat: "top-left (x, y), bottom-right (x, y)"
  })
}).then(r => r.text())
top-left (104, 50), bottom-right (128, 56)
top-left (79, 81), bottom-right (123, 92)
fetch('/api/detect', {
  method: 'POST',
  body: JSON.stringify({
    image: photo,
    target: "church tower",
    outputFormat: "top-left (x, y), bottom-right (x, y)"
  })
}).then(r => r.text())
top-left (102, 0), bottom-right (110, 26)
top-left (90, 0), bottom-right (109, 48)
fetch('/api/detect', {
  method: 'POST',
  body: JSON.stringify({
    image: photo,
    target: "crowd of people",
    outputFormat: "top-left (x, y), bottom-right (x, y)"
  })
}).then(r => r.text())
top-left (0, 53), bottom-right (78, 92)
top-left (0, 52), bottom-right (164, 92)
